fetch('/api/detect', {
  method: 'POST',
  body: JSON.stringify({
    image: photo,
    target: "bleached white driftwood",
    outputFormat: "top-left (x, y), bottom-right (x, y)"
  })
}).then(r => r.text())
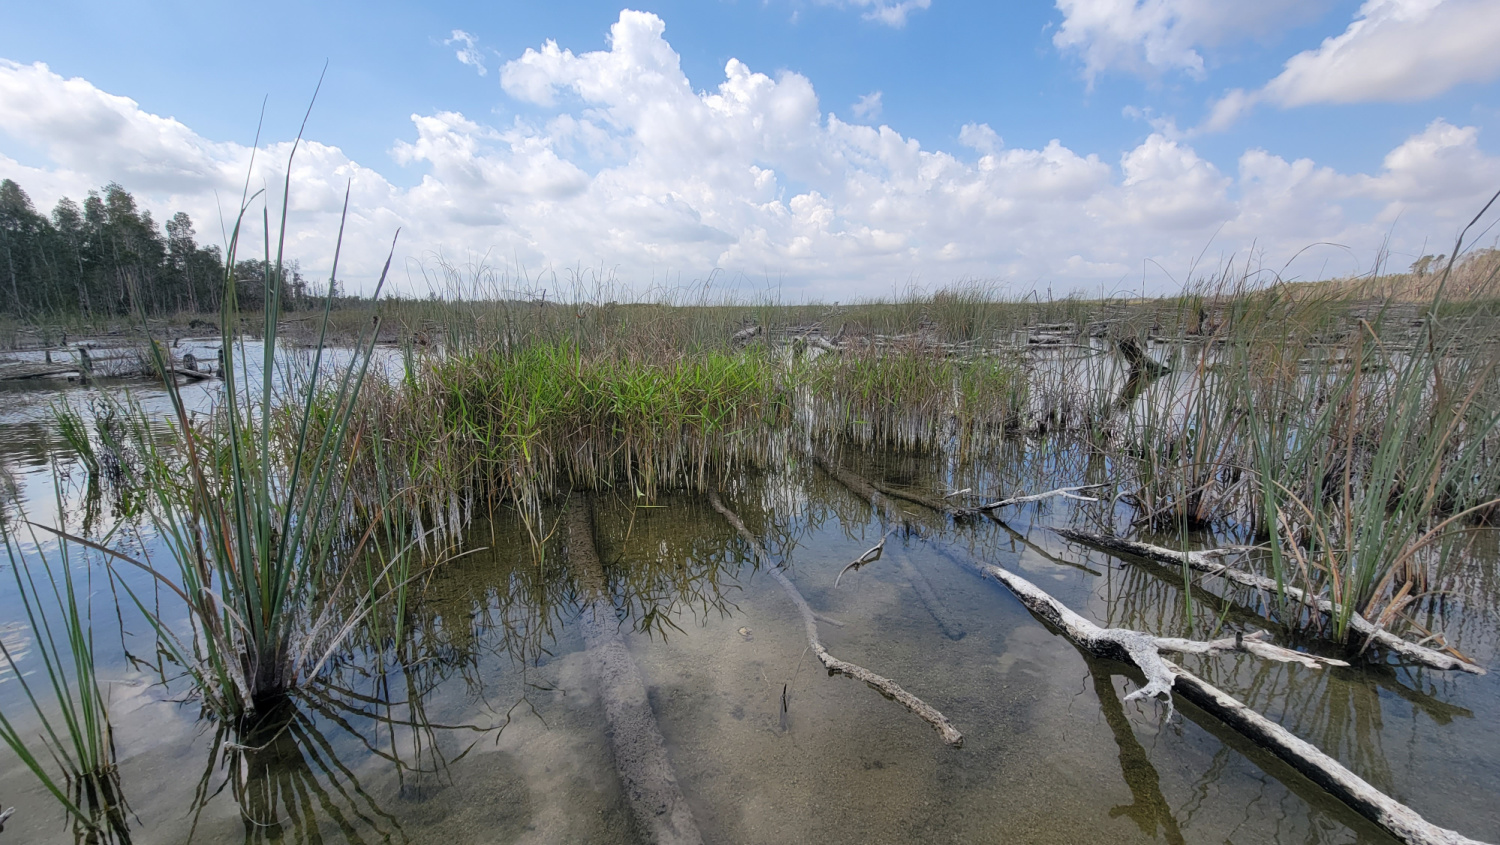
top-left (708, 490), bottom-right (964, 747)
top-left (969, 484), bottom-right (1105, 514)
top-left (1056, 530), bottom-right (1485, 675)
top-left (954, 548), bottom-right (1489, 845)
top-left (1152, 630), bottom-right (1348, 670)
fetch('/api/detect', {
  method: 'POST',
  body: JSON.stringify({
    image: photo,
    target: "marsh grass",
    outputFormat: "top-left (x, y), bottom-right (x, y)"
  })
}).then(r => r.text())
top-left (83, 97), bottom-right (417, 720)
top-left (1096, 231), bottom-right (1500, 645)
top-left (52, 402), bottom-right (99, 476)
top-left (0, 514), bottom-right (130, 841)
top-left (803, 347), bottom-right (1026, 452)
top-left (339, 342), bottom-right (794, 546)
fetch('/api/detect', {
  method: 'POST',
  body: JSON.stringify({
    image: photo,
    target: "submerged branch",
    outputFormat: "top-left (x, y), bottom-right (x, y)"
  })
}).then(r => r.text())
top-left (835, 529), bottom-right (895, 588)
top-left (857, 473), bottom-right (1104, 520)
top-left (1056, 530), bottom-right (1486, 674)
top-left (707, 490), bottom-right (964, 747)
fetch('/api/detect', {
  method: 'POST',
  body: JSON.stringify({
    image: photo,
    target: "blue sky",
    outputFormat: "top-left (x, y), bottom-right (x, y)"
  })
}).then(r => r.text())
top-left (3, 1), bottom-right (1499, 299)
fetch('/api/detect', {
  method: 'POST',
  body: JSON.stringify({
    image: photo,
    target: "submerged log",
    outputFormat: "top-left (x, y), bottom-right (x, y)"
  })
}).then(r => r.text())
top-left (708, 490), bottom-right (964, 747)
top-left (566, 500), bottom-right (704, 845)
top-left (946, 546), bottom-right (1488, 845)
top-left (1056, 530), bottom-right (1485, 675)
top-left (891, 544), bottom-right (966, 641)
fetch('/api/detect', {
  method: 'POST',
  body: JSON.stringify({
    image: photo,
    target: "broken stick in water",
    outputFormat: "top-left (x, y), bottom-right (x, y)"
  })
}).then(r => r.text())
top-left (835, 528), bottom-right (895, 587)
top-left (1056, 530), bottom-right (1486, 675)
top-left (708, 489), bottom-right (964, 747)
top-left (968, 484), bottom-right (1105, 515)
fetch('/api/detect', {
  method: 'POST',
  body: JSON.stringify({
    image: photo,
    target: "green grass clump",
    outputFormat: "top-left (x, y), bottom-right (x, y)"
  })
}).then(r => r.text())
top-left (805, 350), bottom-right (1025, 452)
top-left (99, 113), bottom-right (412, 720)
top-left (342, 342), bottom-right (793, 537)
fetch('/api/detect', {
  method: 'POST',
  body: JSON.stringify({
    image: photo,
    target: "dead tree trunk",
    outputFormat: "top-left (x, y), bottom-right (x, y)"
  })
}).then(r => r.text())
top-left (1056, 530), bottom-right (1485, 674)
top-left (945, 545), bottom-right (1489, 845)
top-left (566, 499), bottom-right (704, 845)
top-left (1116, 336), bottom-right (1170, 378)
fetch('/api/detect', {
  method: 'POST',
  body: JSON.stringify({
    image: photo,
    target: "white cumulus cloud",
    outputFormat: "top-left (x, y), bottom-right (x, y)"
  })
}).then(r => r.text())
top-left (1053, 0), bottom-right (1321, 83)
top-left (3, 13), bottom-right (1498, 300)
top-left (821, 0), bottom-right (933, 27)
top-left (1266, 0), bottom-right (1500, 105)
top-left (1203, 0), bottom-right (1500, 131)
top-left (958, 122), bottom-right (1001, 154)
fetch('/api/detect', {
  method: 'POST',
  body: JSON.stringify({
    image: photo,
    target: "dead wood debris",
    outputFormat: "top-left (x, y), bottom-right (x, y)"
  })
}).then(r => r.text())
top-left (1056, 530), bottom-right (1485, 675)
top-left (946, 545), bottom-right (1488, 845)
top-left (707, 489), bottom-right (964, 747)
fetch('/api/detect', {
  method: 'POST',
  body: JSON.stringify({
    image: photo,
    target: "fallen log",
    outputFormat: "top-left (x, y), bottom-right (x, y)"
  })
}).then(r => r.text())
top-left (812, 452), bottom-right (892, 515)
top-left (566, 500), bottom-right (704, 845)
top-left (988, 516), bottom-right (1103, 577)
top-left (707, 490), bottom-right (963, 747)
top-left (945, 545), bottom-right (1489, 845)
top-left (1049, 531), bottom-right (1472, 723)
top-left (1056, 530), bottom-right (1485, 675)
top-left (166, 365), bottom-right (216, 383)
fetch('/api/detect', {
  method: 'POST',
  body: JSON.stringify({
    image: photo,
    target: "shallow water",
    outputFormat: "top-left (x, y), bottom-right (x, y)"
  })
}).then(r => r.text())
top-left (1, 367), bottom-right (1498, 844)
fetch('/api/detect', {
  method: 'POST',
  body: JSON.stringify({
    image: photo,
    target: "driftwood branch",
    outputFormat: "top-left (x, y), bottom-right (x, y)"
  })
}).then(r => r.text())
top-left (1056, 530), bottom-right (1486, 675)
top-left (835, 529), bottom-right (894, 587)
top-left (945, 545), bottom-right (1489, 845)
top-left (857, 471), bottom-right (1103, 520)
top-left (1152, 630), bottom-right (1348, 670)
top-left (970, 484), bottom-right (1105, 514)
top-left (567, 500), bottom-right (704, 845)
top-left (708, 490), bottom-right (963, 747)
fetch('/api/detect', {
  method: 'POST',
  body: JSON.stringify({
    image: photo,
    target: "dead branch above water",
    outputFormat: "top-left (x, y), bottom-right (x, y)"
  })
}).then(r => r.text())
top-left (707, 490), bottom-right (964, 747)
top-left (813, 451), bottom-right (1104, 521)
top-left (1055, 530), bottom-right (1485, 675)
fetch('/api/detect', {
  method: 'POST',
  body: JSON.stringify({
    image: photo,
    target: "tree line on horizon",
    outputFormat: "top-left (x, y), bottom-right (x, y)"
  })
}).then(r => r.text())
top-left (0, 178), bottom-right (316, 320)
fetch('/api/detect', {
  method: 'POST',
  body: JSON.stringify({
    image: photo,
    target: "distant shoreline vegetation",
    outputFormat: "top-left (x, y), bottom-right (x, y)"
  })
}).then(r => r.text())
top-left (4, 175), bottom-right (1498, 327)
top-left (0, 177), bottom-right (321, 320)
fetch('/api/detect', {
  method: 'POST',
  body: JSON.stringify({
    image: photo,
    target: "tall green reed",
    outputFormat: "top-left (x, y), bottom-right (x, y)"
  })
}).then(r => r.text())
top-left (101, 98), bottom-right (408, 718)
top-left (0, 513), bottom-right (129, 840)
